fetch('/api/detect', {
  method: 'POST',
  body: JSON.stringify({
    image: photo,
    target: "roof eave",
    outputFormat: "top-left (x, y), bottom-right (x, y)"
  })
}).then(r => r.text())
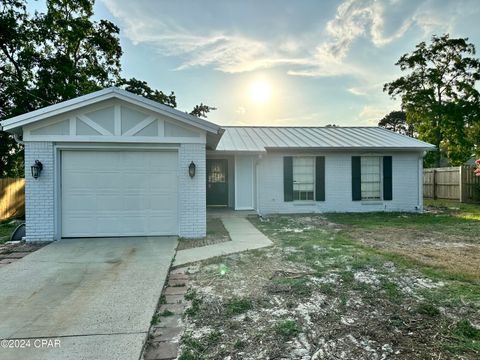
top-left (263, 146), bottom-right (436, 152)
top-left (1, 87), bottom-right (222, 135)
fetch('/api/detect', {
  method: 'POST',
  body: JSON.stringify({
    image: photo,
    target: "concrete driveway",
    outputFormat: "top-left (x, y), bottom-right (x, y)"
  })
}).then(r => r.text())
top-left (0, 237), bottom-right (177, 360)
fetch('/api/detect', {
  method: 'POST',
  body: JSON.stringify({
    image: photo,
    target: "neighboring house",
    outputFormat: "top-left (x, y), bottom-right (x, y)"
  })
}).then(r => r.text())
top-left (0, 88), bottom-right (434, 241)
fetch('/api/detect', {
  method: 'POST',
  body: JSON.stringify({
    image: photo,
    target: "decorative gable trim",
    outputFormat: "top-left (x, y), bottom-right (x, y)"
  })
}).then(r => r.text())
top-left (22, 99), bottom-right (206, 144)
top-left (1, 87), bottom-right (221, 135)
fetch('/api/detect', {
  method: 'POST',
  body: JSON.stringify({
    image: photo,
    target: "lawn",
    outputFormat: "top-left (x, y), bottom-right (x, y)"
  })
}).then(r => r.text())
top-left (178, 201), bottom-right (479, 359)
top-left (0, 220), bottom-right (18, 244)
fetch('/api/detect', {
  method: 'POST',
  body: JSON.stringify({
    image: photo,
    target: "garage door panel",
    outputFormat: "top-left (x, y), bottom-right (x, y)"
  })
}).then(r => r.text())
top-left (61, 150), bottom-right (178, 237)
top-left (149, 196), bottom-right (177, 210)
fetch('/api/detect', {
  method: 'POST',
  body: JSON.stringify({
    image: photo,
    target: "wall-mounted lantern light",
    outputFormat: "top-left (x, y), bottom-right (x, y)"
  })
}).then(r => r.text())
top-left (31, 160), bottom-right (43, 179)
top-left (188, 161), bottom-right (196, 178)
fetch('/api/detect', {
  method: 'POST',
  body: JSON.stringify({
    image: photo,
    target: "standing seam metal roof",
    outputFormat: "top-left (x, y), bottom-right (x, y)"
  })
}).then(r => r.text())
top-left (215, 126), bottom-right (435, 152)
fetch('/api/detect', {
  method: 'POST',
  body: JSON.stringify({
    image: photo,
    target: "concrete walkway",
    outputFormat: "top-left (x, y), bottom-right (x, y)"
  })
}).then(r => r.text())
top-left (174, 213), bottom-right (273, 266)
top-left (0, 236), bottom-right (177, 360)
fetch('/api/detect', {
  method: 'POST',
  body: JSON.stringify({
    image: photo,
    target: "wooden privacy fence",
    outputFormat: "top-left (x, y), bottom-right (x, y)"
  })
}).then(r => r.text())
top-left (424, 166), bottom-right (480, 203)
top-left (0, 178), bottom-right (25, 220)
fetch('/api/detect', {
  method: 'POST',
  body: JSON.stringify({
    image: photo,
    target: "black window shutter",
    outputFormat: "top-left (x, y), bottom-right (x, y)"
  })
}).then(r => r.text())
top-left (383, 156), bottom-right (393, 200)
top-left (352, 156), bottom-right (361, 201)
top-left (315, 156), bottom-right (325, 201)
top-left (283, 157), bottom-right (293, 202)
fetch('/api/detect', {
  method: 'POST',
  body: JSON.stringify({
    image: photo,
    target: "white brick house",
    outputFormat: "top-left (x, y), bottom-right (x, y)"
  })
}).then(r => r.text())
top-left (1, 88), bottom-right (434, 241)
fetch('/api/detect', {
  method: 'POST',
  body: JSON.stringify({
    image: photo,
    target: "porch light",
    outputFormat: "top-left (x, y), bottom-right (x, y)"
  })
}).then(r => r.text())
top-left (31, 160), bottom-right (43, 179)
top-left (189, 161), bottom-right (196, 178)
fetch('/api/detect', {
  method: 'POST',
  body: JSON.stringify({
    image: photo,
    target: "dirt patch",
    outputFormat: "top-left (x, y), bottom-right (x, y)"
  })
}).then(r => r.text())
top-left (181, 250), bottom-right (470, 359)
top-left (0, 241), bottom-right (48, 267)
top-left (0, 241), bottom-right (46, 256)
top-left (350, 227), bottom-right (480, 277)
top-left (177, 218), bottom-right (231, 250)
top-left (177, 214), bottom-right (479, 359)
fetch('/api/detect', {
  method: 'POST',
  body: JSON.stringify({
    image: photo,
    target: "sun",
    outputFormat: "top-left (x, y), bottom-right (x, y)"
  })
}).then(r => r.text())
top-left (249, 80), bottom-right (272, 104)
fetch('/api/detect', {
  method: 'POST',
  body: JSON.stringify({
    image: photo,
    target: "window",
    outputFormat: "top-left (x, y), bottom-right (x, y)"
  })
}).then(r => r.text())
top-left (293, 157), bottom-right (315, 200)
top-left (361, 156), bottom-right (381, 200)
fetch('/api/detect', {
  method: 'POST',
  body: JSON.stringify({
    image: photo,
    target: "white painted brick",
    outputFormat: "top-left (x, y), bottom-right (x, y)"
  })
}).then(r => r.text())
top-left (24, 142), bottom-right (55, 242)
top-left (178, 143), bottom-right (206, 238)
top-left (256, 152), bottom-right (423, 215)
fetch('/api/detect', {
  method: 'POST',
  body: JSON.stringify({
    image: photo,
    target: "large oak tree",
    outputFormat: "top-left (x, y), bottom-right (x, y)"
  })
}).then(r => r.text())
top-left (0, 0), bottom-right (214, 177)
top-left (384, 34), bottom-right (480, 167)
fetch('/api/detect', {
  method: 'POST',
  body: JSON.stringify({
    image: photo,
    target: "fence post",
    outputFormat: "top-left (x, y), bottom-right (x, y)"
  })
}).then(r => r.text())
top-left (432, 169), bottom-right (437, 200)
top-left (459, 166), bottom-right (465, 203)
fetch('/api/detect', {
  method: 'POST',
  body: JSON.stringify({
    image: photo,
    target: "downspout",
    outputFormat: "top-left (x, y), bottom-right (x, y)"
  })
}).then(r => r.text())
top-left (13, 133), bottom-right (25, 145)
top-left (0, 124), bottom-right (24, 145)
top-left (255, 154), bottom-right (263, 215)
top-left (417, 152), bottom-right (425, 212)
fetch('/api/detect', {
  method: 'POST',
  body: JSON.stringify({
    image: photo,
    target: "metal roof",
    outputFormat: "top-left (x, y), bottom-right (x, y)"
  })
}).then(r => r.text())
top-left (215, 126), bottom-right (435, 152)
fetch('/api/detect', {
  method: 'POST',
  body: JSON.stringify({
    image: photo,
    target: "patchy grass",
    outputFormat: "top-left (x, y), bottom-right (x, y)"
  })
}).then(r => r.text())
top-left (325, 201), bottom-right (480, 278)
top-left (178, 203), bottom-right (480, 359)
top-left (150, 313), bottom-right (160, 326)
top-left (159, 309), bottom-right (174, 317)
top-left (225, 298), bottom-right (253, 316)
top-left (180, 330), bottom-right (223, 360)
top-left (0, 221), bottom-right (17, 243)
top-left (274, 320), bottom-right (302, 339)
top-left (448, 320), bottom-right (480, 354)
top-left (416, 302), bottom-right (440, 316)
top-left (184, 289), bottom-right (202, 318)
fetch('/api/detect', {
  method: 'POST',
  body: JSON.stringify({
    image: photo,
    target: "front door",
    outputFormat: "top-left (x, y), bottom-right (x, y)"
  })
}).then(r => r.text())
top-left (207, 159), bottom-right (228, 206)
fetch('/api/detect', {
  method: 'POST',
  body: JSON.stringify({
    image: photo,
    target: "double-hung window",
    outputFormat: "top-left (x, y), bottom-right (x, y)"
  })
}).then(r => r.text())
top-left (293, 157), bottom-right (315, 200)
top-left (360, 156), bottom-right (381, 200)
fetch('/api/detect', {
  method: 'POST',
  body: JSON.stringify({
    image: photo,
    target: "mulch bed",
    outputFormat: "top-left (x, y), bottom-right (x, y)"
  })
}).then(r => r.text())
top-left (0, 241), bottom-right (48, 267)
top-left (177, 217), bottom-right (231, 251)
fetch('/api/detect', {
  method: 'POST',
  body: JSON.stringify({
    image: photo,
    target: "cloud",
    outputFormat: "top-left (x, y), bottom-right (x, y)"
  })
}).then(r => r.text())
top-left (356, 104), bottom-right (393, 125)
top-left (295, 0), bottom-right (414, 78)
top-left (102, 0), bottom-right (310, 74)
top-left (274, 111), bottom-right (328, 126)
top-left (348, 82), bottom-right (384, 96)
top-left (236, 106), bottom-right (246, 115)
top-left (101, 0), bottom-right (463, 78)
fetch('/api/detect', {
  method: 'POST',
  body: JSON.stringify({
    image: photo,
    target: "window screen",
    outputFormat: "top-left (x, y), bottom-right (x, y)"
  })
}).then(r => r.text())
top-left (293, 157), bottom-right (315, 201)
top-left (361, 156), bottom-right (381, 200)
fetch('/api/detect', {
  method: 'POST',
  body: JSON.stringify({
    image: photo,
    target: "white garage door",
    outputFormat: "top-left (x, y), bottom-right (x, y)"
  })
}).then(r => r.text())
top-left (61, 150), bottom-right (178, 237)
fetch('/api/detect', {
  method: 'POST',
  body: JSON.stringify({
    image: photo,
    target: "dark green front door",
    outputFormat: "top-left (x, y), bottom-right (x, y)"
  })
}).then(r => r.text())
top-left (207, 159), bottom-right (228, 206)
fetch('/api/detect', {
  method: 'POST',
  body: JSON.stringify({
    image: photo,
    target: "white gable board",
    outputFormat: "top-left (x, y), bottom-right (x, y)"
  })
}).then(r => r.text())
top-left (23, 99), bottom-right (206, 144)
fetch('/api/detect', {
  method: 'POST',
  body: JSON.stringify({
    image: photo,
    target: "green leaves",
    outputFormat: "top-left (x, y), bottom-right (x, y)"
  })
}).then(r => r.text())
top-left (378, 111), bottom-right (415, 137)
top-left (0, 0), bottom-right (216, 177)
top-left (384, 34), bottom-right (480, 167)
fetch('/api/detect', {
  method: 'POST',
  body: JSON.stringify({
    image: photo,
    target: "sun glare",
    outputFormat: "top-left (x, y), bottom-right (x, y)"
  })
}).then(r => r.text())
top-left (249, 80), bottom-right (271, 104)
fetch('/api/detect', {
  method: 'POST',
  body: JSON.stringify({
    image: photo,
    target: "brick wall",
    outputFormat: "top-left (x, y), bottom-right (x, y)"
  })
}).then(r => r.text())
top-left (24, 142), bottom-right (55, 241)
top-left (24, 141), bottom-right (207, 241)
top-left (256, 152), bottom-right (423, 215)
top-left (178, 143), bottom-right (206, 238)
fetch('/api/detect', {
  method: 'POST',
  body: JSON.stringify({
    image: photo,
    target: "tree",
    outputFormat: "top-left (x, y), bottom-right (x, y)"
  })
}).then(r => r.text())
top-left (384, 34), bottom-right (480, 167)
top-left (0, 0), bottom-right (215, 177)
top-left (378, 111), bottom-right (415, 137)
top-left (190, 103), bottom-right (217, 118)
top-left (117, 78), bottom-right (176, 108)
top-left (0, 0), bottom-right (122, 176)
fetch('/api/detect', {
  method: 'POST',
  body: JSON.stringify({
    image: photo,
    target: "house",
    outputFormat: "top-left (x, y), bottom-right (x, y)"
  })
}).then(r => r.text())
top-left (0, 87), bottom-right (435, 241)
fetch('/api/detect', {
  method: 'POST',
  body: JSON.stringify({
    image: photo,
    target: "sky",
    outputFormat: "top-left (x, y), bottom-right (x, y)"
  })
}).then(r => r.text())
top-left (30, 0), bottom-right (480, 127)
